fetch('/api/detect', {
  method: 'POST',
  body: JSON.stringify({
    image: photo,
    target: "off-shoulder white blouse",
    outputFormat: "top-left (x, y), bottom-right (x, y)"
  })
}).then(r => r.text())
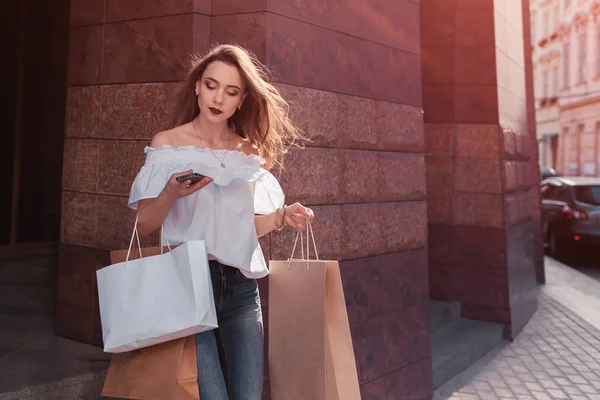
top-left (128, 145), bottom-right (284, 279)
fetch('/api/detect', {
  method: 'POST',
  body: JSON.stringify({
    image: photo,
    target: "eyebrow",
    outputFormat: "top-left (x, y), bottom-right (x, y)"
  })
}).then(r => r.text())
top-left (205, 77), bottom-right (241, 91)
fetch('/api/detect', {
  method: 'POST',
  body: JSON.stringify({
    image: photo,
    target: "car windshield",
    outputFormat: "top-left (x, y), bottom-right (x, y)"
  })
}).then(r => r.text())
top-left (573, 185), bottom-right (600, 205)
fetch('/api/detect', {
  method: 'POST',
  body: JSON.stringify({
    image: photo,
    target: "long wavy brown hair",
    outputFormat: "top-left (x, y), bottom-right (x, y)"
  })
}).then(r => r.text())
top-left (168, 44), bottom-right (304, 171)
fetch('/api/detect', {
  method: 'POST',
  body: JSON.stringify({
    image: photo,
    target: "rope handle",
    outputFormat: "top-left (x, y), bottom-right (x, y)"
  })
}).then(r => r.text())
top-left (124, 213), bottom-right (172, 263)
top-left (288, 219), bottom-right (319, 262)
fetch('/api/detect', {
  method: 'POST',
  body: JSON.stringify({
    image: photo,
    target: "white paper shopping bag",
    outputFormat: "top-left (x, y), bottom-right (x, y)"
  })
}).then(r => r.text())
top-left (97, 217), bottom-right (218, 353)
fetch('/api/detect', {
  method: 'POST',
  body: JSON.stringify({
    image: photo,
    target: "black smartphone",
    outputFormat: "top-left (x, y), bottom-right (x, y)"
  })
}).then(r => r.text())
top-left (176, 172), bottom-right (207, 184)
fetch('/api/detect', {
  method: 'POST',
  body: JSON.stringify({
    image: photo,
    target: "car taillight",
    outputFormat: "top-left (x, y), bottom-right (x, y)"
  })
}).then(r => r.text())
top-left (562, 205), bottom-right (588, 220)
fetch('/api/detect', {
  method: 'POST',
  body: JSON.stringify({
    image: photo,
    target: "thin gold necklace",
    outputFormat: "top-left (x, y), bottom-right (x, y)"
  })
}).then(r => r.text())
top-left (192, 119), bottom-right (231, 168)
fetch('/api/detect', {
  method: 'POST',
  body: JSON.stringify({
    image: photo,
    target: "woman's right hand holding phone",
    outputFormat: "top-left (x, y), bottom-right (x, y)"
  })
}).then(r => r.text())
top-left (162, 169), bottom-right (213, 201)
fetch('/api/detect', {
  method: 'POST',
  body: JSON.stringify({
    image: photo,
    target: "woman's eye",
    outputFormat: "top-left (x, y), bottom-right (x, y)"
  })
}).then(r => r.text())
top-left (205, 83), bottom-right (216, 90)
top-left (227, 92), bottom-right (238, 97)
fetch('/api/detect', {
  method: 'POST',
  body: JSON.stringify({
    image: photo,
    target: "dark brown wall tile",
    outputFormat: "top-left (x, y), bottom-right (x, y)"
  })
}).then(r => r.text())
top-left (454, 192), bottom-right (504, 228)
top-left (269, 0), bottom-right (420, 53)
top-left (420, 7), bottom-right (456, 48)
top-left (193, 14), bottom-right (212, 54)
top-left (278, 147), bottom-right (342, 205)
top-left (336, 95), bottom-right (378, 149)
top-left (61, 191), bottom-right (99, 247)
top-left (455, 123), bottom-right (501, 159)
top-left (57, 243), bottom-right (110, 310)
top-left (425, 155), bottom-right (453, 225)
top-left (429, 263), bottom-right (508, 309)
top-left (267, 13), bottom-right (421, 105)
top-left (210, 13), bottom-right (267, 62)
top-left (376, 102), bottom-right (424, 153)
top-left (339, 150), bottom-right (380, 203)
top-left (341, 249), bottom-right (429, 324)
top-left (455, 8), bottom-right (495, 47)
top-left (379, 153), bottom-right (427, 202)
top-left (66, 86), bottom-right (102, 138)
top-left (341, 204), bottom-right (384, 259)
top-left (103, 15), bottom-right (209, 83)
top-left (105, 0), bottom-right (197, 22)
top-left (379, 202), bottom-right (427, 254)
top-left (97, 196), bottom-right (137, 251)
top-left (211, 0), bottom-right (265, 15)
top-left (462, 304), bottom-right (510, 323)
top-left (455, 158), bottom-right (502, 194)
top-left (359, 358), bottom-right (433, 400)
top-left (100, 83), bottom-right (179, 140)
top-left (454, 85), bottom-right (499, 124)
top-left (276, 84), bottom-right (339, 148)
top-left (422, 85), bottom-right (454, 123)
top-left (70, 0), bottom-right (105, 26)
top-left (425, 123), bottom-right (454, 156)
top-left (55, 304), bottom-right (100, 345)
top-left (98, 141), bottom-right (147, 196)
top-left (429, 224), bottom-right (507, 268)
top-left (421, 46), bottom-right (456, 86)
top-left (351, 307), bottom-right (430, 384)
top-left (455, 46), bottom-right (497, 85)
top-left (68, 25), bottom-right (103, 85)
top-left (62, 139), bottom-right (100, 192)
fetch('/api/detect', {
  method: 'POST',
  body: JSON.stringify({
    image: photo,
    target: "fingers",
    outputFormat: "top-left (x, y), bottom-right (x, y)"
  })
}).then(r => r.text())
top-left (188, 177), bottom-right (214, 192)
top-left (171, 169), bottom-right (193, 181)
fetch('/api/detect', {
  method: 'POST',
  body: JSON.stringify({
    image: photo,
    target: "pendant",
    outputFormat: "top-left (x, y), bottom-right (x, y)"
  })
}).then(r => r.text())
top-left (221, 163), bottom-right (226, 168)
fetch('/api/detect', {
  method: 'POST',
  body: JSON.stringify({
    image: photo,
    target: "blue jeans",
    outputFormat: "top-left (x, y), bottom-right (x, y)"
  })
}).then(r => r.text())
top-left (195, 261), bottom-right (264, 399)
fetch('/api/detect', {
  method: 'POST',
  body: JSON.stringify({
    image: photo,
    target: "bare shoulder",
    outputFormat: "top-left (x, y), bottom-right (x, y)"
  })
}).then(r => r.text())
top-left (233, 134), bottom-right (261, 157)
top-left (149, 125), bottom-right (190, 148)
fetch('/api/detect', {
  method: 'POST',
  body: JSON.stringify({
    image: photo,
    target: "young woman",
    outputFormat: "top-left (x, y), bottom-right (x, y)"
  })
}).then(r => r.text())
top-left (128, 44), bottom-right (314, 399)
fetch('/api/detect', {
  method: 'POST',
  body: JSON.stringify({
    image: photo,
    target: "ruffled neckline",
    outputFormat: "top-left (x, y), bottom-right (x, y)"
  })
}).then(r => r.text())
top-left (145, 145), bottom-right (266, 165)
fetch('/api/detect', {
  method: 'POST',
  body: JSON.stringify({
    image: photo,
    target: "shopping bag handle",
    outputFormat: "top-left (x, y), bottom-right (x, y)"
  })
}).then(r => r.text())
top-left (125, 213), bottom-right (172, 263)
top-left (289, 219), bottom-right (319, 261)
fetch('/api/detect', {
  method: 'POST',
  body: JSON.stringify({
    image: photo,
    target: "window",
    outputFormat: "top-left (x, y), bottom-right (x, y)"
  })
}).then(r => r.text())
top-left (543, 70), bottom-right (549, 98)
top-left (553, 65), bottom-right (559, 96)
top-left (541, 184), bottom-right (557, 199)
top-left (554, 186), bottom-right (572, 202)
top-left (596, 24), bottom-right (600, 76)
top-left (554, 5), bottom-right (560, 31)
top-left (543, 11), bottom-right (550, 37)
top-left (532, 17), bottom-right (536, 44)
top-left (563, 42), bottom-right (570, 88)
top-left (579, 31), bottom-right (587, 82)
top-left (574, 185), bottom-right (600, 205)
top-left (564, 0), bottom-right (570, 9)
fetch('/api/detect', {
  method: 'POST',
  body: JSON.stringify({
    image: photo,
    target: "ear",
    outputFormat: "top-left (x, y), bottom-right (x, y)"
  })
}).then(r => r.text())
top-left (195, 81), bottom-right (201, 96)
top-left (239, 92), bottom-right (248, 108)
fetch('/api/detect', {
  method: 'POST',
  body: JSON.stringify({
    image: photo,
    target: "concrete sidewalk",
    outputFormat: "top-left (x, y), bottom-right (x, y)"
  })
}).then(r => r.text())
top-left (434, 257), bottom-right (600, 400)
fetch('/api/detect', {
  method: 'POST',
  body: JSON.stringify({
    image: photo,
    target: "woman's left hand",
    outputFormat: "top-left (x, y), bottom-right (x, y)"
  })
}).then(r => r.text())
top-left (284, 203), bottom-right (315, 230)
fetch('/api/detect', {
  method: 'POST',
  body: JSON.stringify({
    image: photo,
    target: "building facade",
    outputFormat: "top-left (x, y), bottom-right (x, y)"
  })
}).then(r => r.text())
top-left (533, 0), bottom-right (600, 176)
top-left (3, 0), bottom-right (543, 398)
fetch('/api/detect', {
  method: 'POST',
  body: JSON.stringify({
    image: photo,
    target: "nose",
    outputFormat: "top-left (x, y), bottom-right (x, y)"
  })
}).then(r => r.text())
top-left (214, 90), bottom-right (224, 105)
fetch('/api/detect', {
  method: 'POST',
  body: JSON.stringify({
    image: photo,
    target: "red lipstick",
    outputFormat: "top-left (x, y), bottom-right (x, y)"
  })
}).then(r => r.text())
top-left (209, 107), bottom-right (223, 115)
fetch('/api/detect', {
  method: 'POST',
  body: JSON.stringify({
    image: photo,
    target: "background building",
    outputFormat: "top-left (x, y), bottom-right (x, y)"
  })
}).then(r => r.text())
top-left (2, 0), bottom-right (543, 398)
top-left (533, 0), bottom-right (600, 176)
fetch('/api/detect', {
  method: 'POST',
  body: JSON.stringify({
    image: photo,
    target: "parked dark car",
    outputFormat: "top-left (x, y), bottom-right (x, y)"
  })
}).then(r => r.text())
top-left (540, 166), bottom-right (558, 181)
top-left (541, 176), bottom-right (600, 258)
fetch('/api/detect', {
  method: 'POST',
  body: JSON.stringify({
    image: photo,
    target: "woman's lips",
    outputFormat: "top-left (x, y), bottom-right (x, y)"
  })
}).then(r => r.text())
top-left (209, 107), bottom-right (223, 115)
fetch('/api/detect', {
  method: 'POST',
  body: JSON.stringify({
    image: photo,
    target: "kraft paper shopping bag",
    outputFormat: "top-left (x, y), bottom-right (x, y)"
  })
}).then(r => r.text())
top-left (101, 336), bottom-right (200, 400)
top-left (268, 223), bottom-right (361, 400)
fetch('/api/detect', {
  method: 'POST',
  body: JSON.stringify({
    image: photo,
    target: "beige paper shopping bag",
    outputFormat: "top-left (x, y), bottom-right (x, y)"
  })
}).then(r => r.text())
top-left (268, 223), bottom-right (361, 400)
top-left (101, 335), bottom-right (200, 400)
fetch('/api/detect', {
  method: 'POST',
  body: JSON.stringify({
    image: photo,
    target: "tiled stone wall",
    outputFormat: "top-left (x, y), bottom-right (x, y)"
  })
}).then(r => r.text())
top-left (59, 0), bottom-right (433, 399)
top-left (58, 0), bottom-right (211, 345)
top-left (210, 2), bottom-right (432, 398)
top-left (421, 0), bottom-right (541, 341)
